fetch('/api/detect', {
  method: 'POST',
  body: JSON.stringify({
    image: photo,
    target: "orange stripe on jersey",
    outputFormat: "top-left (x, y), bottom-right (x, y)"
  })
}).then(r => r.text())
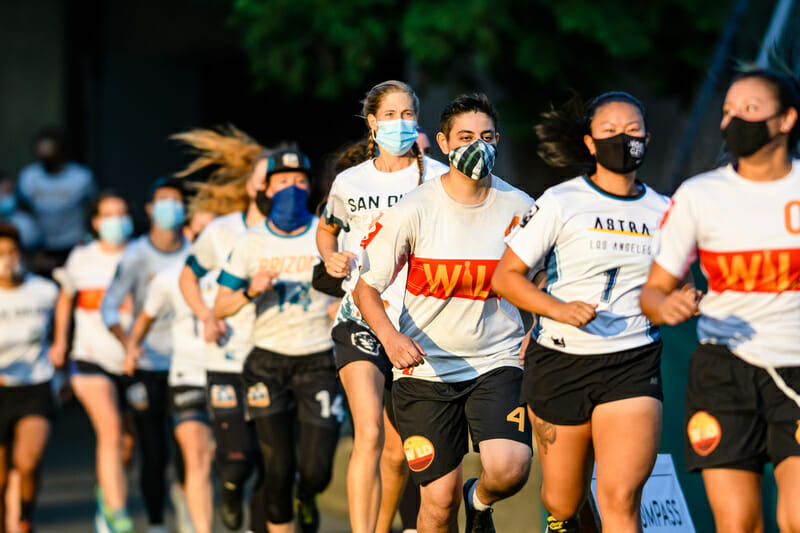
top-left (406, 255), bottom-right (498, 301)
top-left (699, 248), bottom-right (800, 292)
top-left (76, 289), bottom-right (132, 312)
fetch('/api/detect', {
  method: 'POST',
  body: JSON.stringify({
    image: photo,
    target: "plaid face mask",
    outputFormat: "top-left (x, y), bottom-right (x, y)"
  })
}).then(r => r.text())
top-left (448, 139), bottom-right (497, 180)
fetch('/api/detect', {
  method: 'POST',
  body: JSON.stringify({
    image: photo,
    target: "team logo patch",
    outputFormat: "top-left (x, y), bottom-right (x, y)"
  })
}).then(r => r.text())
top-left (126, 382), bottom-right (149, 411)
top-left (247, 382), bottom-right (270, 408)
top-left (282, 152), bottom-right (300, 167)
top-left (519, 205), bottom-right (539, 228)
top-left (404, 435), bottom-right (435, 472)
top-left (351, 331), bottom-right (380, 356)
top-left (210, 384), bottom-right (237, 409)
top-left (687, 411), bottom-right (721, 456)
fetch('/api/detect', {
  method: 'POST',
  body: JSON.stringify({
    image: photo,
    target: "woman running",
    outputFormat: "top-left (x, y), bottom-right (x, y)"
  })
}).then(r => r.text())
top-left (0, 224), bottom-right (58, 533)
top-left (49, 192), bottom-right (136, 533)
top-left (640, 68), bottom-right (800, 532)
top-left (101, 177), bottom-right (190, 533)
top-left (216, 149), bottom-right (341, 533)
top-left (173, 126), bottom-right (268, 533)
top-left (124, 209), bottom-right (217, 533)
top-left (354, 93), bottom-right (534, 532)
top-left (316, 80), bottom-right (448, 533)
top-left (492, 92), bottom-right (669, 532)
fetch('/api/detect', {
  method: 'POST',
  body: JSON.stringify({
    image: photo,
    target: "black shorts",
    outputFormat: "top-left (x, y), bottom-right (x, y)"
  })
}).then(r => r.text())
top-left (170, 386), bottom-right (209, 426)
top-left (522, 340), bottom-right (663, 425)
top-left (685, 343), bottom-right (800, 472)
top-left (206, 371), bottom-right (248, 421)
top-left (242, 347), bottom-right (341, 430)
top-left (0, 382), bottom-right (54, 445)
top-left (392, 367), bottom-right (532, 486)
top-left (123, 370), bottom-right (168, 415)
top-left (69, 360), bottom-right (126, 407)
top-left (331, 321), bottom-right (392, 386)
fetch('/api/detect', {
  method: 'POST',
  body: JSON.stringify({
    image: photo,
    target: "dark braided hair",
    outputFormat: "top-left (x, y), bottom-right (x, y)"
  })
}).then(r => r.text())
top-left (536, 91), bottom-right (646, 173)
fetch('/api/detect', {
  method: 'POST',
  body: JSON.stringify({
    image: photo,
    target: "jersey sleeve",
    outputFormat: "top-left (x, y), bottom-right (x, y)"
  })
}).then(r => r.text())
top-left (321, 178), bottom-right (350, 231)
top-left (101, 248), bottom-right (137, 328)
top-left (652, 185), bottom-right (698, 279)
top-left (217, 234), bottom-right (250, 291)
top-left (52, 248), bottom-right (80, 296)
top-left (359, 203), bottom-right (414, 293)
top-left (505, 192), bottom-right (561, 271)
top-left (186, 223), bottom-right (218, 277)
top-left (143, 272), bottom-right (172, 318)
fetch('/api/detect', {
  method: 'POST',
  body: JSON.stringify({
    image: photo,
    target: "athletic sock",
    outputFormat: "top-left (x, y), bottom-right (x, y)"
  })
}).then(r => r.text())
top-left (468, 480), bottom-right (491, 511)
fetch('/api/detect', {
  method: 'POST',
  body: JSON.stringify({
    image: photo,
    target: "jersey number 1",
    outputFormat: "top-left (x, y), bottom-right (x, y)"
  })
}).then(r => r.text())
top-left (601, 267), bottom-right (620, 303)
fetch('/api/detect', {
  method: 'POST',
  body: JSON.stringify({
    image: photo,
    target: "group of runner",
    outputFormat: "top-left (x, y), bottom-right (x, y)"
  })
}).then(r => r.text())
top-left (0, 66), bottom-right (799, 533)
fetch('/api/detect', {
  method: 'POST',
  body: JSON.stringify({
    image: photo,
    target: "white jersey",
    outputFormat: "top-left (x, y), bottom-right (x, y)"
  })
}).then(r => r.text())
top-left (360, 175), bottom-right (533, 383)
top-left (17, 161), bottom-right (96, 250)
top-left (101, 235), bottom-right (190, 371)
top-left (54, 241), bottom-right (131, 374)
top-left (144, 264), bottom-right (210, 387)
top-left (654, 162), bottom-right (800, 368)
top-left (323, 156), bottom-right (449, 327)
top-left (219, 217), bottom-right (335, 356)
top-left (507, 176), bottom-right (669, 354)
top-left (186, 212), bottom-right (255, 373)
top-left (0, 275), bottom-right (58, 385)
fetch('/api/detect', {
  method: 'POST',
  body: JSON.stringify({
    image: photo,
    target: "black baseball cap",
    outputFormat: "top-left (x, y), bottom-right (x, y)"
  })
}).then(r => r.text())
top-left (266, 149), bottom-right (312, 180)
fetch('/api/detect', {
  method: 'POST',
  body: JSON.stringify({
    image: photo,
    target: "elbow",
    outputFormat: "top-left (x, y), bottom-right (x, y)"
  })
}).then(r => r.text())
top-left (490, 269), bottom-right (510, 299)
top-left (638, 286), bottom-right (660, 325)
top-left (352, 280), bottom-right (364, 309)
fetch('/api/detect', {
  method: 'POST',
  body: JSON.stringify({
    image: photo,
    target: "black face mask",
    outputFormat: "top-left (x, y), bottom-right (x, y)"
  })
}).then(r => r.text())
top-left (39, 157), bottom-right (62, 174)
top-left (592, 133), bottom-right (647, 174)
top-left (722, 116), bottom-right (775, 158)
top-left (255, 189), bottom-right (272, 217)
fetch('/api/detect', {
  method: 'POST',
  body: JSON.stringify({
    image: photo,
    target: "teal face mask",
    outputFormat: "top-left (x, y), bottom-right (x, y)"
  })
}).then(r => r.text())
top-left (99, 215), bottom-right (134, 245)
top-left (152, 199), bottom-right (185, 230)
top-left (374, 119), bottom-right (419, 156)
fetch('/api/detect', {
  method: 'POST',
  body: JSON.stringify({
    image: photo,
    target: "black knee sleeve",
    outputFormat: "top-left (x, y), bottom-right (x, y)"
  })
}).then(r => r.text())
top-left (255, 413), bottom-right (296, 524)
top-left (296, 422), bottom-right (339, 498)
top-left (132, 408), bottom-right (168, 524)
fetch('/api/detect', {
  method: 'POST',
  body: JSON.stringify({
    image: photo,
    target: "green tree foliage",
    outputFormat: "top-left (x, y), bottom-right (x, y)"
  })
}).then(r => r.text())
top-left (229, 0), bottom-right (731, 109)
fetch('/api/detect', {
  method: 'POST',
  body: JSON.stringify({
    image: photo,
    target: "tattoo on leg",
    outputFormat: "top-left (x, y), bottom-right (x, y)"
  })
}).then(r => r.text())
top-left (534, 418), bottom-right (556, 454)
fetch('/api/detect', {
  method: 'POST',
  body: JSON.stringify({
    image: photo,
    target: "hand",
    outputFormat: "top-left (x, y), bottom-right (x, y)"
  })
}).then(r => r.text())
top-left (248, 270), bottom-right (280, 297)
top-left (553, 301), bottom-right (598, 327)
top-left (202, 315), bottom-right (226, 343)
top-left (325, 251), bottom-right (357, 278)
top-left (518, 331), bottom-right (531, 367)
top-left (48, 340), bottom-right (68, 368)
top-left (123, 343), bottom-right (143, 377)
top-left (659, 285), bottom-right (701, 326)
top-left (327, 299), bottom-right (341, 321)
top-left (383, 331), bottom-right (426, 369)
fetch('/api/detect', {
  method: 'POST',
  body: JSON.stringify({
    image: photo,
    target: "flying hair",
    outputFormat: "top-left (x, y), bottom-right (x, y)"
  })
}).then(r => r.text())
top-left (536, 91), bottom-right (646, 172)
top-left (170, 125), bottom-right (267, 217)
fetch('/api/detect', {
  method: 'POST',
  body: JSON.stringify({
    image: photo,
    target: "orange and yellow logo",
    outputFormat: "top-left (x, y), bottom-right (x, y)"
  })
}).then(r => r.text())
top-left (404, 435), bottom-right (435, 472)
top-left (406, 256), bottom-right (498, 301)
top-left (687, 411), bottom-right (721, 456)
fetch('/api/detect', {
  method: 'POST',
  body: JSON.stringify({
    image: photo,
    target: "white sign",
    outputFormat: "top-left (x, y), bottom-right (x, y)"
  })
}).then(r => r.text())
top-left (590, 454), bottom-right (695, 532)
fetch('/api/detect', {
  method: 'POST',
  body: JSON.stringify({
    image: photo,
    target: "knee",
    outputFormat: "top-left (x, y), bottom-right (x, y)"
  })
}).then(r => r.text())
top-left (14, 454), bottom-right (39, 476)
top-left (381, 438), bottom-right (407, 471)
top-left (778, 502), bottom-right (800, 533)
top-left (484, 459), bottom-right (530, 496)
top-left (596, 482), bottom-right (642, 516)
top-left (421, 489), bottom-right (461, 525)
top-left (541, 485), bottom-right (582, 520)
top-left (353, 422), bottom-right (384, 454)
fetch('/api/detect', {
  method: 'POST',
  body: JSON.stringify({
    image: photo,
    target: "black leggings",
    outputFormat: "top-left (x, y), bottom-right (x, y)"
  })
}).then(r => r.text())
top-left (255, 413), bottom-right (339, 524)
top-left (125, 372), bottom-right (170, 526)
top-left (211, 413), bottom-right (267, 532)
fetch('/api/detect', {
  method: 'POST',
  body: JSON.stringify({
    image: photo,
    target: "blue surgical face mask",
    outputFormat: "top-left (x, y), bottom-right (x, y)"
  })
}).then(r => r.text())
top-left (152, 198), bottom-right (185, 231)
top-left (269, 185), bottom-right (312, 232)
top-left (0, 194), bottom-right (16, 217)
top-left (374, 119), bottom-right (419, 157)
top-left (99, 215), bottom-right (133, 245)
